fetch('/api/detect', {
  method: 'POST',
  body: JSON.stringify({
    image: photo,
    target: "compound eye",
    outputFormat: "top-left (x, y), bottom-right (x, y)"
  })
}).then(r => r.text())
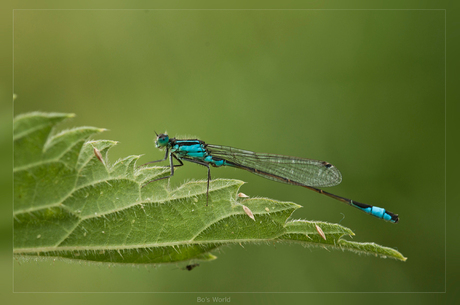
top-left (157, 134), bottom-right (169, 145)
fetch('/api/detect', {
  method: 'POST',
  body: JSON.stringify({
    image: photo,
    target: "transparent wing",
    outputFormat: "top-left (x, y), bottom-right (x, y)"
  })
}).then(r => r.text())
top-left (206, 144), bottom-right (342, 187)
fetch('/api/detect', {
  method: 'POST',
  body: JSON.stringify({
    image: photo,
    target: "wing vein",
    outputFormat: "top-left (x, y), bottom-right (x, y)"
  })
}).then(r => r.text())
top-left (207, 144), bottom-right (342, 187)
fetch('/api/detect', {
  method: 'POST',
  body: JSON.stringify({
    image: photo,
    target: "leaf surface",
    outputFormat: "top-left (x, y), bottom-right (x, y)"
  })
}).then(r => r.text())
top-left (13, 112), bottom-right (406, 265)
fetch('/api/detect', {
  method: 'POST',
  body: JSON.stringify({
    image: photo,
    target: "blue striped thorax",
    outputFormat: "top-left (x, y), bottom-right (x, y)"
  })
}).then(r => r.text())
top-left (155, 134), bottom-right (226, 167)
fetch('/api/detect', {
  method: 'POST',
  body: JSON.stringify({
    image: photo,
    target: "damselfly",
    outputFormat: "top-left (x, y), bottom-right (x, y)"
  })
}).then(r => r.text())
top-left (142, 133), bottom-right (399, 223)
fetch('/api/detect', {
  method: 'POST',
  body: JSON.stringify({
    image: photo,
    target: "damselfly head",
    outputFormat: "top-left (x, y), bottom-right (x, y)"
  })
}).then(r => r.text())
top-left (155, 133), bottom-right (169, 148)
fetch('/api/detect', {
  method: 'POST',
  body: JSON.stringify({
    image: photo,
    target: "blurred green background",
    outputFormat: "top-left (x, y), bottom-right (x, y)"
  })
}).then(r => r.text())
top-left (5, 6), bottom-right (453, 303)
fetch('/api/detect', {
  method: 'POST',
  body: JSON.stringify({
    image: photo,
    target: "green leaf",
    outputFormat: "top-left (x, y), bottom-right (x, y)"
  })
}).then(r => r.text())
top-left (13, 112), bottom-right (407, 266)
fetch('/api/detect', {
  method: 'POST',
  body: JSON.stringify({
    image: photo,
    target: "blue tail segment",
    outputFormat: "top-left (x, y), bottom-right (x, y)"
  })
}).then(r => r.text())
top-left (350, 200), bottom-right (399, 223)
top-left (143, 133), bottom-right (399, 223)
